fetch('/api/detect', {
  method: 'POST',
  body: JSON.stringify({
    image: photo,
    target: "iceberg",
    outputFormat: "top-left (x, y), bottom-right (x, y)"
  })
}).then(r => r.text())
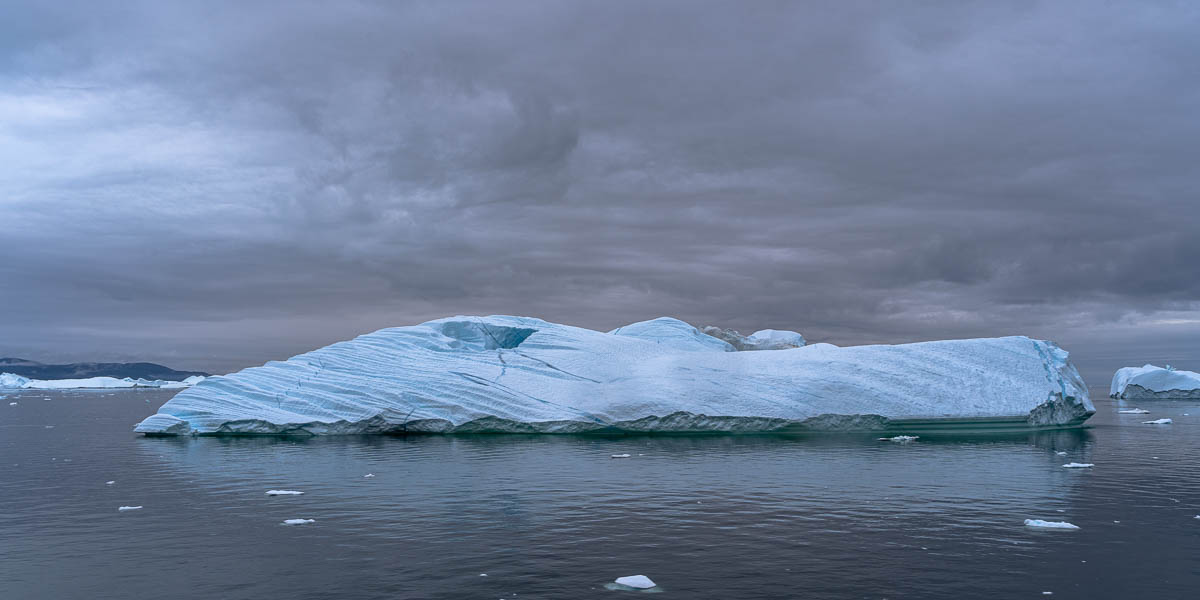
top-left (1024, 519), bottom-right (1079, 529)
top-left (613, 575), bottom-right (658, 589)
top-left (1061, 463), bottom-right (1094, 468)
top-left (701, 326), bottom-right (805, 350)
top-left (265, 490), bottom-right (304, 496)
top-left (1110, 365), bottom-right (1200, 400)
top-left (0, 373), bottom-right (204, 390)
top-left (133, 315), bottom-right (1093, 436)
top-left (281, 518), bottom-right (315, 525)
top-left (1142, 418), bottom-right (1173, 425)
top-left (118, 506), bottom-right (143, 511)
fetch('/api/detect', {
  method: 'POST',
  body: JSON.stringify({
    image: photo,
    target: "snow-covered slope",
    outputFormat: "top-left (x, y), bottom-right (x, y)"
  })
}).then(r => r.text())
top-left (0, 373), bottom-right (204, 390)
top-left (134, 316), bottom-right (1092, 435)
top-left (1110, 365), bottom-right (1200, 399)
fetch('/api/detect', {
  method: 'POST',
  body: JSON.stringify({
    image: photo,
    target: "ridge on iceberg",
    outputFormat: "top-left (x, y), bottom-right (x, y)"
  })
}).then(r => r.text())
top-left (701, 325), bottom-right (805, 350)
top-left (1111, 364), bottom-right (1200, 399)
top-left (134, 315), bottom-right (1093, 436)
top-left (0, 373), bottom-right (205, 390)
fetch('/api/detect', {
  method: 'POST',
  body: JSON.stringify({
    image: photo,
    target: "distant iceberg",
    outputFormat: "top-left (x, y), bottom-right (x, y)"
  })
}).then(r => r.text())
top-left (134, 316), bottom-right (1093, 436)
top-left (1111, 364), bottom-right (1200, 400)
top-left (0, 373), bottom-right (204, 390)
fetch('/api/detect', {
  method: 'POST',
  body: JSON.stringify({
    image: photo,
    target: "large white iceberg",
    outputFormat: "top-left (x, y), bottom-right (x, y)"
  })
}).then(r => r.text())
top-left (0, 373), bottom-right (204, 390)
top-left (134, 316), bottom-right (1093, 436)
top-left (1110, 364), bottom-right (1200, 400)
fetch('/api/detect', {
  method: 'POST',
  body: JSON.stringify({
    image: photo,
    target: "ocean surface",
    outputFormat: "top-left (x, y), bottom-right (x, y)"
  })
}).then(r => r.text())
top-left (1, 387), bottom-right (1198, 599)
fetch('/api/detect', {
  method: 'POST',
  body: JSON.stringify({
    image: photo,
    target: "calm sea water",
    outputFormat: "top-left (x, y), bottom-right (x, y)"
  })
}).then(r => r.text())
top-left (1, 387), bottom-right (1198, 599)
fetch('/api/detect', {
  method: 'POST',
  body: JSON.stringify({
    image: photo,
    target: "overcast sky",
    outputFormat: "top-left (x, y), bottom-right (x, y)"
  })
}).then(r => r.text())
top-left (1, 1), bottom-right (1197, 382)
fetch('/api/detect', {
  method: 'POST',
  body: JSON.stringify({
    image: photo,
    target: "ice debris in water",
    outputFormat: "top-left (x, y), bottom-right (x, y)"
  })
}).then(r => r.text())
top-left (880, 435), bottom-right (919, 442)
top-left (1142, 418), bottom-right (1173, 425)
top-left (282, 518), bottom-right (315, 525)
top-left (265, 490), bottom-right (304, 496)
top-left (7, 402), bottom-right (15, 406)
top-left (105, 481), bottom-right (115, 485)
top-left (1061, 463), bottom-right (1094, 468)
top-left (118, 506), bottom-right (143, 511)
top-left (1118, 408), bottom-right (1150, 414)
top-left (611, 454), bottom-right (632, 458)
top-left (613, 575), bottom-right (657, 589)
top-left (1024, 519), bottom-right (1079, 529)
top-left (1055, 451), bottom-right (1068, 456)
top-left (363, 473), bottom-right (375, 478)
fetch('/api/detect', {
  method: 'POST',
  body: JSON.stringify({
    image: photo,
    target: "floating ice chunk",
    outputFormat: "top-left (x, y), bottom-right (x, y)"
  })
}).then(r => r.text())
top-left (7, 402), bottom-right (15, 406)
top-left (1142, 418), bottom-right (1173, 425)
top-left (363, 473), bottom-right (375, 478)
top-left (613, 575), bottom-right (657, 589)
top-left (611, 454), bottom-right (632, 458)
top-left (1061, 463), bottom-right (1094, 468)
top-left (1118, 408), bottom-right (1150, 414)
top-left (282, 518), bottom-right (315, 525)
top-left (1024, 519), bottom-right (1079, 529)
top-left (105, 481), bottom-right (115, 485)
top-left (1055, 451), bottom-right (1067, 456)
top-left (118, 506), bottom-right (143, 511)
top-left (880, 435), bottom-right (919, 442)
top-left (1043, 592), bottom-right (1053, 596)
top-left (479, 574), bottom-right (487, 577)
top-left (265, 490), bottom-right (304, 496)
top-left (133, 315), bottom-right (1095, 435)
top-left (1111, 364), bottom-right (1200, 399)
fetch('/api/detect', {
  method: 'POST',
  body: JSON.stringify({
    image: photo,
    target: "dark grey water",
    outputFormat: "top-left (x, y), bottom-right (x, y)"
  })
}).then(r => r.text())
top-left (1, 388), bottom-right (1198, 599)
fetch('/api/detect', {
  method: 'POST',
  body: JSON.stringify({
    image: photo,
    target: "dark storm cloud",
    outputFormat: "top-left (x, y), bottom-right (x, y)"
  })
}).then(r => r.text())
top-left (1, 0), bottom-right (1197, 381)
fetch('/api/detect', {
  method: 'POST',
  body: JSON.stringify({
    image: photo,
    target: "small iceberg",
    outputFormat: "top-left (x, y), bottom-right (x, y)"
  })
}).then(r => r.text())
top-left (1055, 451), bottom-right (1067, 456)
top-left (282, 518), bottom-right (315, 525)
top-left (611, 454), bottom-right (632, 458)
top-left (8, 402), bottom-right (16, 406)
top-left (1118, 409), bottom-right (1150, 414)
top-left (880, 435), bottom-right (919, 442)
top-left (265, 490), bottom-right (304, 496)
top-left (363, 473), bottom-right (375, 478)
top-left (118, 506), bottom-right (143, 511)
top-left (1142, 418), bottom-right (1173, 425)
top-left (1024, 519), bottom-right (1079, 529)
top-left (105, 481), bottom-right (115, 485)
top-left (1061, 463), bottom-right (1094, 468)
top-left (1111, 364), bottom-right (1200, 399)
top-left (613, 575), bottom-right (657, 589)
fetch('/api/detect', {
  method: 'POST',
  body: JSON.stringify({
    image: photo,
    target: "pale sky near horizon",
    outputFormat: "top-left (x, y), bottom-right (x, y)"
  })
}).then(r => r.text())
top-left (1, 1), bottom-right (1198, 385)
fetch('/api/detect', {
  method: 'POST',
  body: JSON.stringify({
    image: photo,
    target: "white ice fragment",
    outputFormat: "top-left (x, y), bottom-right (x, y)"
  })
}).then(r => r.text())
top-left (1055, 451), bottom-right (1067, 456)
top-left (1142, 418), bottom-right (1173, 425)
top-left (611, 454), bottom-right (632, 458)
top-left (7, 402), bottom-right (15, 406)
top-left (479, 574), bottom-right (487, 577)
top-left (1111, 364), bottom-right (1200, 399)
top-left (879, 435), bottom-right (919, 442)
top-left (118, 506), bottom-right (143, 511)
top-left (105, 481), bottom-right (115, 485)
top-left (1024, 519), bottom-right (1079, 529)
top-left (1118, 408), bottom-right (1150, 414)
top-left (265, 490), bottom-right (304, 496)
top-left (614, 575), bottom-right (657, 589)
top-left (282, 518), bottom-right (315, 525)
top-left (1061, 463), bottom-right (1094, 468)
top-left (363, 473), bottom-right (375, 478)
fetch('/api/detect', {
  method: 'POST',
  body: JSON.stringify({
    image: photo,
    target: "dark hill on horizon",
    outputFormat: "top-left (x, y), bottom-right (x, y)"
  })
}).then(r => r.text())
top-left (0, 358), bottom-right (209, 380)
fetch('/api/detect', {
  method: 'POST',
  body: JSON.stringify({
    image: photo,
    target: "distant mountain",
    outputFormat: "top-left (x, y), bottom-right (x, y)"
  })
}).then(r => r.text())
top-left (0, 358), bottom-right (208, 381)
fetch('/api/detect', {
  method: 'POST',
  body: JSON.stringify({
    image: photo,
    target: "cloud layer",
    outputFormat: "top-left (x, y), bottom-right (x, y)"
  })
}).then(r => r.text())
top-left (1, 1), bottom-right (1197, 380)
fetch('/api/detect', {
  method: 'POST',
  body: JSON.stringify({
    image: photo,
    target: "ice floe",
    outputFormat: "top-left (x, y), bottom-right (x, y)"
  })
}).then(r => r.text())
top-left (134, 316), bottom-right (1094, 435)
top-left (1055, 451), bottom-right (1067, 456)
top-left (1142, 418), bottom-right (1173, 425)
top-left (1118, 408), bottom-right (1151, 414)
top-left (880, 435), bottom-right (919, 442)
top-left (363, 473), bottom-right (375, 478)
top-left (1024, 519), bottom-right (1079, 529)
top-left (613, 575), bottom-right (657, 589)
top-left (105, 481), bottom-right (115, 485)
top-left (1061, 463), bottom-right (1093, 468)
top-left (282, 518), bottom-right (315, 525)
top-left (1, 372), bottom-right (204, 390)
top-left (611, 454), bottom-right (632, 458)
top-left (118, 506), bottom-right (143, 511)
top-left (265, 490), bottom-right (304, 496)
top-left (1111, 364), bottom-right (1200, 399)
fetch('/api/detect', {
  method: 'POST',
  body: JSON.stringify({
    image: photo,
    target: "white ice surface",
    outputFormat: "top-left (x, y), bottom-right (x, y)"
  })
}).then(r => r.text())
top-left (1024, 519), bottom-right (1079, 529)
top-left (1, 373), bottom-right (204, 390)
top-left (265, 490), bottom-right (304, 496)
top-left (1111, 365), bottom-right (1200, 398)
top-left (134, 315), bottom-right (1093, 435)
top-left (1142, 418), bottom-right (1173, 425)
top-left (1061, 463), bottom-right (1093, 468)
top-left (1118, 409), bottom-right (1150, 414)
top-left (614, 575), bottom-right (657, 589)
top-left (118, 506), bottom-right (143, 511)
top-left (282, 518), bottom-right (315, 525)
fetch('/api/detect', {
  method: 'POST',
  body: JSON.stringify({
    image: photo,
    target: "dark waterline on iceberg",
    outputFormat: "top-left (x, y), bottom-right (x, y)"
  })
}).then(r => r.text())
top-left (1, 387), bottom-right (1198, 599)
